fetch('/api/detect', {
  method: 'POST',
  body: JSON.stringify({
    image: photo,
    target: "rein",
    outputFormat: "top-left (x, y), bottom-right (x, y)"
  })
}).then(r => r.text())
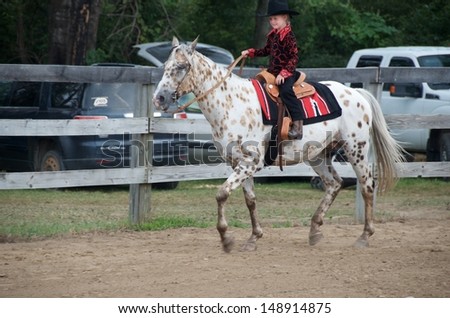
top-left (171, 55), bottom-right (246, 113)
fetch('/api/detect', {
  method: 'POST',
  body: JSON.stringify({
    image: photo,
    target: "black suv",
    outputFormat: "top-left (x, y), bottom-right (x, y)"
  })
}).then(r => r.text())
top-left (0, 67), bottom-right (188, 189)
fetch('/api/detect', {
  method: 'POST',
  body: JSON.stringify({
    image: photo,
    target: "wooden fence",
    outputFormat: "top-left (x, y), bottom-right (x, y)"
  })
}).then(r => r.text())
top-left (1, 64), bottom-right (449, 223)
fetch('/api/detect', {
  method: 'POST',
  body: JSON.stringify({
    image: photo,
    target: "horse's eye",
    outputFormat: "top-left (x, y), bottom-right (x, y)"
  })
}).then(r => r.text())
top-left (177, 63), bottom-right (187, 70)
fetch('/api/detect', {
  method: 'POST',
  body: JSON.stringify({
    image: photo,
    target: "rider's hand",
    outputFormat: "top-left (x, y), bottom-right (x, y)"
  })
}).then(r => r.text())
top-left (276, 74), bottom-right (285, 85)
top-left (241, 50), bottom-right (249, 57)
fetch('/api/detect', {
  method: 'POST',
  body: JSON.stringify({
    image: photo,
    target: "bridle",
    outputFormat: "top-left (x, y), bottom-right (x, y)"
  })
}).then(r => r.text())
top-left (167, 52), bottom-right (246, 114)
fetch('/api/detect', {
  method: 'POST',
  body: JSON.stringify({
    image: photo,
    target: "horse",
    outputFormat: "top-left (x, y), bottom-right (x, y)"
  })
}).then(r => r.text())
top-left (153, 37), bottom-right (404, 252)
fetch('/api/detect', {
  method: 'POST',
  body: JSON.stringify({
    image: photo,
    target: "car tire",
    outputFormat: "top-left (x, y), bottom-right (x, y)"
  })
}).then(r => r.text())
top-left (152, 181), bottom-right (179, 190)
top-left (439, 133), bottom-right (450, 162)
top-left (39, 150), bottom-right (65, 171)
top-left (439, 132), bottom-right (450, 181)
top-left (310, 177), bottom-right (325, 191)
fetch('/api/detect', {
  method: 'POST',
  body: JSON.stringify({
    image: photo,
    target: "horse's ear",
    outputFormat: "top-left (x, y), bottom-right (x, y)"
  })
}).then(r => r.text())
top-left (191, 35), bottom-right (200, 51)
top-left (172, 36), bottom-right (179, 47)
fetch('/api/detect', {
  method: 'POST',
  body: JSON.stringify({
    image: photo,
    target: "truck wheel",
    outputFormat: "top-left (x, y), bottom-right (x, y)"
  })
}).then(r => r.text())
top-left (439, 133), bottom-right (450, 181)
top-left (152, 181), bottom-right (179, 190)
top-left (439, 133), bottom-right (450, 162)
top-left (39, 150), bottom-right (65, 171)
top-left (310, 177), bottom-right (325, 190)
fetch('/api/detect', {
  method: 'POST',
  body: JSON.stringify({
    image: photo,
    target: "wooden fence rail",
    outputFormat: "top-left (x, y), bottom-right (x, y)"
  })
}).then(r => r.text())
top-left (1, 64), bottom-right (449, 224)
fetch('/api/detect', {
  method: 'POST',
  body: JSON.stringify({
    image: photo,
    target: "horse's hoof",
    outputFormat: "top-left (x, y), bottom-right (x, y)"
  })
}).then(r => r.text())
top-left (222, 236), bottom-right (235, 253)
top-left (354, 237), bottom-right (369, 248)
top-left (240, 242), bottom-right (257, 252)
top-left (309, 232), bottom-right (324, 246)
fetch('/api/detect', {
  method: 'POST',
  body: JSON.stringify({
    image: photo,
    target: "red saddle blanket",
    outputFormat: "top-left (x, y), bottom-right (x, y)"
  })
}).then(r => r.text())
top-left (250, 79), bottom-right (342, 125)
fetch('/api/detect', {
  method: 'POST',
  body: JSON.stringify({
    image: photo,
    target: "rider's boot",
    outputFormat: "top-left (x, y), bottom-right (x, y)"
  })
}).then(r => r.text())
top-left (288, 120), bottom-right (303, 140)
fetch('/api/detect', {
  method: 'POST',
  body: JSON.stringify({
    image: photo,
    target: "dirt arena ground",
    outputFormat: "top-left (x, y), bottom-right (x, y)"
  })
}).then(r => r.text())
top-left (1, 216), bottom-right (449, 298)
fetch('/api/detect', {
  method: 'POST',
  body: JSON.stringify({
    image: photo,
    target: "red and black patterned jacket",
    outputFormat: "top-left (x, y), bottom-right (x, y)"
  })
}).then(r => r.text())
top-left (248, 25), bottom-right (299, 78)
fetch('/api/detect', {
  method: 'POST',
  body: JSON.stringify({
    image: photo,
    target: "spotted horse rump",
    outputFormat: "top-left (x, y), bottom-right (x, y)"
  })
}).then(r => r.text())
top-left (153, 36), bottom-right (405, 252)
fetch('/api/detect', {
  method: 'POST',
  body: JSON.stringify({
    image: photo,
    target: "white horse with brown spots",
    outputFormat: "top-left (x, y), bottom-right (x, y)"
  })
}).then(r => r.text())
top-left (153, 37), bottom-right (404, 252)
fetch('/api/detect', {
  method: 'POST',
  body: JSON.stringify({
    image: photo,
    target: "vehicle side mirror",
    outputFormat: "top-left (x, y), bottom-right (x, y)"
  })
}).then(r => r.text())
top-left (389, 83), bottom-right (423, 98)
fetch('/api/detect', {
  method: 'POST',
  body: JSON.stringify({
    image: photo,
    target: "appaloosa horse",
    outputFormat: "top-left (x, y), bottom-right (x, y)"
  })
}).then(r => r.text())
top-left (153, 37), bottom-right (404, 252)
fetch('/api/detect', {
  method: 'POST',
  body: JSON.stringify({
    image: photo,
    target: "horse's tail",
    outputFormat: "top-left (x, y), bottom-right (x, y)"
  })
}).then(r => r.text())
top-left (356, 88), bottom-right (405, 194)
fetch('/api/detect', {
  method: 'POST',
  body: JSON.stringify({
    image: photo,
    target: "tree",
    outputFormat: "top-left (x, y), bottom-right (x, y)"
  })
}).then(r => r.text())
top-left (173, 0), bottom-right (256, 57)
top-left (0, 0), bottom-right (48, 63)
top-left (48, 0), bottom-right (101, 65)
top-left (253, 0), bottom-right (270, 49)
top-left (0, 0), bottom-right (448, 66)
top-left (294, 0), bottom-right (397, 67)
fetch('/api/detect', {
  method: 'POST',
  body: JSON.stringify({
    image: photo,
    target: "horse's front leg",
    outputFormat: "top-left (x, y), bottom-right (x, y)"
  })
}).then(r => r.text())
top-left (216, 181), bottom-right (235, 253)
top-left (240, 177), bottom-right (263, 251)
top-left (216, 158), bottom-right (263, 252)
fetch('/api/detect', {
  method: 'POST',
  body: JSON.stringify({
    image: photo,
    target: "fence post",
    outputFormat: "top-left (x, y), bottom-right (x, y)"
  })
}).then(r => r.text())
top-left (129, 84), bottom-right (153, 224)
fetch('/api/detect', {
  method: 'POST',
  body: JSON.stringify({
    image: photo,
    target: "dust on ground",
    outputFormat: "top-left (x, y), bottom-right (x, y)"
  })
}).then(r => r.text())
top-left (1, 217), bottom-right (449, 297)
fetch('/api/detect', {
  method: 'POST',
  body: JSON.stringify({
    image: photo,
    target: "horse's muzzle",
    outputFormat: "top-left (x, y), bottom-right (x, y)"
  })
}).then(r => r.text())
top-left (153, 91), bottom-right (177, 112)
top-left (152, 94), bottom-right (169, 111)
top-left (152, 95), bottom-right (163, 108)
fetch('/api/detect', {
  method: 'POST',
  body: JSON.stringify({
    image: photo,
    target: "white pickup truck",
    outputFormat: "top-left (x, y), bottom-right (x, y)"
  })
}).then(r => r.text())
top-left (346, 46), bottom-right (450, 162)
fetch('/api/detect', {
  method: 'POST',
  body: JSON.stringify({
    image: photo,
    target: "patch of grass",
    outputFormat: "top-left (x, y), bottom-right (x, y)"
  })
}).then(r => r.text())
top-left (271, 221), bottom-right (293, 228)
top-left (0, 178), bottom-right (448, 240)
top-left (227, 219), bottom-right (250, 228)
top-left (0, 187), bottom-right (129, 240)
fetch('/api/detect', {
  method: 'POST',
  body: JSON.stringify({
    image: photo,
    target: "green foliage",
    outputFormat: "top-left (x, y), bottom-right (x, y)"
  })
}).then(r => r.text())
top-left (0, 0), bottom-right (448, 66)
top-left (349, 0), bottom-right (450, 46)
top-left (295, 0), bottom-right (397, 67)
top-left (0, 0), bottom-right (48, 63)
top-left (173, 0), bottom-right (256, 57)
top-left (86, 48), bottom-right (109, 65)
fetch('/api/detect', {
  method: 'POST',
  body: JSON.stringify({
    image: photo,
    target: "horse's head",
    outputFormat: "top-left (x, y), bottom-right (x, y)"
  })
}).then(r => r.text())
top-left (152, 36), bottom-right (198, 112)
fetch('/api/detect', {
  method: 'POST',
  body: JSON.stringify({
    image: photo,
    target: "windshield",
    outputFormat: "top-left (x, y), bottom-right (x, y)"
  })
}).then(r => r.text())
top-left (196, 47), bottom-right (233, 65)
top-left (418, 54), bottom-right (450, 90)
top-left (143, 43), bottom-right (234, 66)
top-left (146, 45), bottom-right (173, 64)
top-left (418, 54), bottom-right (450, 67)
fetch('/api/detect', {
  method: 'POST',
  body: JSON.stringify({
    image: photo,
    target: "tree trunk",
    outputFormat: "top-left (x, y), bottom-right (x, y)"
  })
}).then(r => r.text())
top-left (16, 2), bottom-right (28, 63)
top-left (48, 0), bottom-right (101, 65)
top-left (253, 0), bottom-right (270, 48)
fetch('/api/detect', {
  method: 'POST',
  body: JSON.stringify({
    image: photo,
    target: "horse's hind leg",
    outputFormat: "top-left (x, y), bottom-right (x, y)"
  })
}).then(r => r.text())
top-left (309, 152), bottom-right (343, 246)
top-left (353, 172), bottom-right (375, 247)
top-left (342, 140), bottom-right (375, 247)
top-left (240, 177), bottom-right (263, 251)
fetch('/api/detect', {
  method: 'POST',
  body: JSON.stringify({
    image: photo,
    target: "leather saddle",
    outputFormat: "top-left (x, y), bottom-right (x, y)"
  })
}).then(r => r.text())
top-left (255, 70), bottom-right (315, 170)
top-left (255, 70), bottom-right (316, 101)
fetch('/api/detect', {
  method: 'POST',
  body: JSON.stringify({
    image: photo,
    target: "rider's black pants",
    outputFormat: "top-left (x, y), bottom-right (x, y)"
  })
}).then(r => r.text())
top-left (279, 75), bottom-right (304, 121)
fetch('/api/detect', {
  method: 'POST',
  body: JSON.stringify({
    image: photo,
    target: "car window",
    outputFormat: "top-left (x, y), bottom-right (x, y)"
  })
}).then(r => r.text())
top-left (145, 45), bottom-right (173, 64)
top-left (418, 54), bottom-right (450, 67)
top-left (82, 83), bottom-right (138, 112)
top-left (196, 47), bottom-right (233, 65)
top-left (383, 57), bottom-right (416, 91)
top-left (138, 42), bottom-right (234, 67)
top-left (0, 81), bottom-right (40, 107)
top-left (51, 83), bottom-right (84, 109)
top-left (417, 55), bottom-right (450, 90)
top-left (389, 57), bottom-right (415, 67)
top-left (356, 55), bottom-right (382, 67)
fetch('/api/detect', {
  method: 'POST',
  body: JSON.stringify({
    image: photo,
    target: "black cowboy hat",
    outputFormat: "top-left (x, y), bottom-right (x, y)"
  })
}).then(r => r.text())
top-left (266, 0), bottom-right (299, 16)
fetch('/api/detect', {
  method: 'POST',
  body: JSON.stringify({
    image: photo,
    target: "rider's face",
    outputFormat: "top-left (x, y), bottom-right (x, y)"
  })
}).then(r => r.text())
top-left (269, 14), bottom-right (288, 31)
